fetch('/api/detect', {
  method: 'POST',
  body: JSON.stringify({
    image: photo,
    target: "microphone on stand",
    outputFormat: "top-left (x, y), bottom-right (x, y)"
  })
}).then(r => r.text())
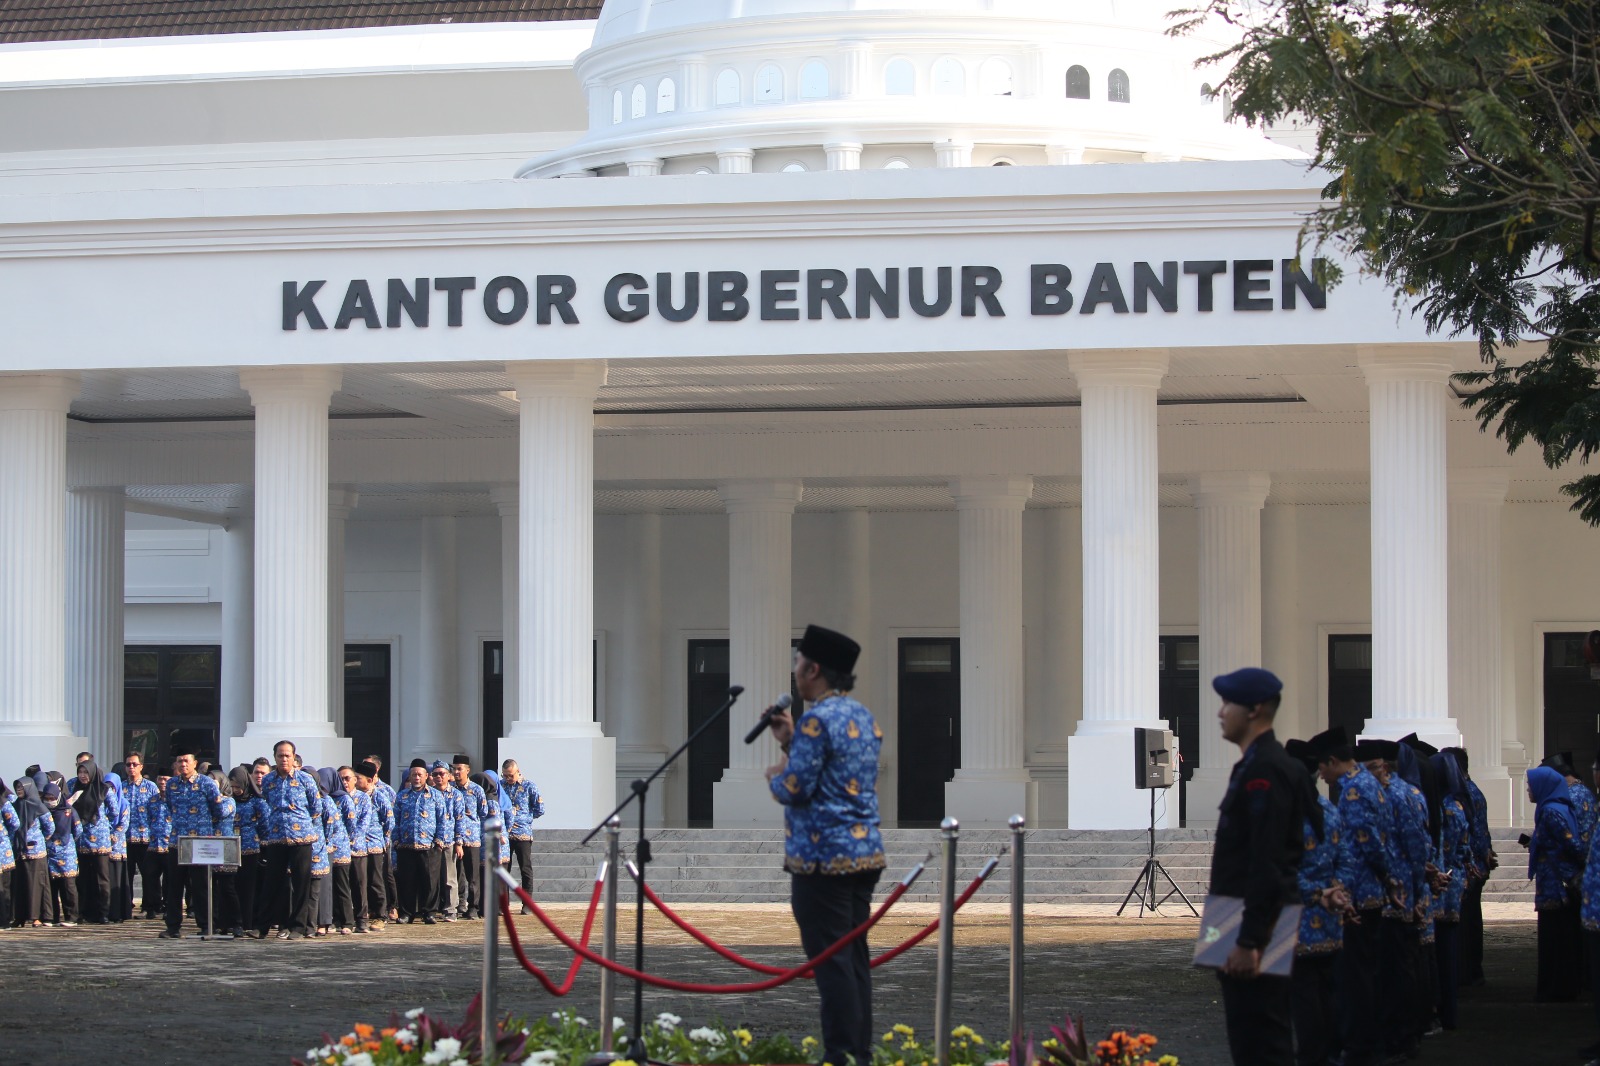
top-left (742, 693), bottom-right (794, 745)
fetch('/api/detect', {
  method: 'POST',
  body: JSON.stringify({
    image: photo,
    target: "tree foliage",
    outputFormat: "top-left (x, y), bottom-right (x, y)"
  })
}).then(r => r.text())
top-left (1177, 0), bottom-right (1600, 520)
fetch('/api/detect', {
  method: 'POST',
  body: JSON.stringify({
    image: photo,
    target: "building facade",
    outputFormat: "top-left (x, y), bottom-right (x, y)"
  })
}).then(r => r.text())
top-left (0, 0), bottom-right (1591, 832)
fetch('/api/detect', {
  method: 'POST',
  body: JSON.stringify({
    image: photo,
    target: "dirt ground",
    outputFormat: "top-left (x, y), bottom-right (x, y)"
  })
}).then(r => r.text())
top-left (0, 907), bottom-right (1585, 1066)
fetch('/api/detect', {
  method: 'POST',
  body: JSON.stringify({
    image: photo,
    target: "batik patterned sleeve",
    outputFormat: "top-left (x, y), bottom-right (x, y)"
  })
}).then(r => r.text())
top-left (770, 712), bottom-right (828, 806)
top-left (0, 800), bottom-right (17, 870)
top-left (1337, 774), bottom-right (1391, 909)
top-left (528, 782), bottom-right (544, 820)
top-left (1297, 807), bottom-right (1343, 954)
top-left (214, 794), bottom-right (236, 838)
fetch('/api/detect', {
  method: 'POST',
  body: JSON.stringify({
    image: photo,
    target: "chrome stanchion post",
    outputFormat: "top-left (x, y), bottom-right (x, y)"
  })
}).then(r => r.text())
top-left (1008, 814), bottom-right (1026, 1053)
top-left (599, 815), bottom-right (622, 1053)
top-left (935, 816), bottom-right (959, 1066)
top-left (481, 816), bottom-right (502, 1066)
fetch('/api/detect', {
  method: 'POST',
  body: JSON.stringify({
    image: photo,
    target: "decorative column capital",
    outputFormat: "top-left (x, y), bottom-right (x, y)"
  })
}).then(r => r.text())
top-left (328, 487), bottom-right (359, 521)
top-left (1356, 345), bottom-right (1453, 385)
top-left (489, 484), bottom-right (519, 516)
top-left (1189, 472), bottom-right (1271, 509)
top-left (717, 149), bottom-right (755, 174)
top-left (1046, 143), bottom-right (1084, 166)
top-left (718, 478), bottom-right (804, 513)
top-left (950, 475), bottom-right (1034, 509)
top-left (626, 157), bottom-right (663, 177)
top-left (0, 372), bottom-right (80, 413)
top-left (1068, 349), bottom-right (1170, 389)
top-left (1450, 468), bottom-right (1511, 506)
top-left (825, 142), bottom-right (863, 170)
top-left (238, 365), bottom-right (342, 405)
top-left (934, 140), bottom-right (973, 168)
top-left (504, 360), bottom-right (607, 399)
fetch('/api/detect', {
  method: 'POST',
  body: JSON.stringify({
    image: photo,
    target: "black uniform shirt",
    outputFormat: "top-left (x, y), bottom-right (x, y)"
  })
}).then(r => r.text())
top-left (1209, 729), bottom-right (1309, 950)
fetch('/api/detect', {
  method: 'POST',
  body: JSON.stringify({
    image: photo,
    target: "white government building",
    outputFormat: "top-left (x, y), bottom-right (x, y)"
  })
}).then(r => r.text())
top-left (0, 0), bottom-right (1591, 834)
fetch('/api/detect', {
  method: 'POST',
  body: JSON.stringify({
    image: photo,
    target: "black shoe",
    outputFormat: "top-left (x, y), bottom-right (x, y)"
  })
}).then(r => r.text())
top-left (422, 915), bottom-right (437, 925)
top-left (158, 929), bottom-right (181, 939)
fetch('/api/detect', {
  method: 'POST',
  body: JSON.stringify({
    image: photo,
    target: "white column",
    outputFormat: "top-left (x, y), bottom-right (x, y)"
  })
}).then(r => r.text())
top-left (1359, 348), bottom-right (1461, 747)
top-left (490, 486), bottom-right (519, 738)
top-left (0, 373), bottom-right (87, 773)
top-left (935, 140), bottom-right (973, 168)
top-left (616, 512), bottom-right (667, 824)
top-left (328, 488), bottom-right (357, 738)
top-left (1046, 144), bottom-right (1085, 165)
top-left (825, 142), bottom-right (863, 171)
top-left (836, 508), bottom-right (871, 693)
top-left (947, 476), bottom-right (1037, 826)
top-left (220, 517), bottom-right (254, 752)
top-left (1186, 472), bottom-right (1271, 828)
top-left (230, 366), bottom-right (349, 770)
top-left (718, 150), bottom-right (754, 174)
top-left (1068, 351), bottom-right (1169, 829)
top-left (499, 360), bottom-right (614, 829)
top-left (714, 478), bottom-right (803, 827)
top-left (66, 488), bottom-right (124, 765)
top-left (1261, 505), bottom-right (1303, 736)
top-left (1450, 469), bottom-right (1516, 825)
top-left (1034, 506), bottom-right (1081, 827)
top-left (627, 158), bottom-right (663, 177)
top-left (412, 515), bottom-right (462, 761)
top-left (838, 41), bottom-right (870, 97)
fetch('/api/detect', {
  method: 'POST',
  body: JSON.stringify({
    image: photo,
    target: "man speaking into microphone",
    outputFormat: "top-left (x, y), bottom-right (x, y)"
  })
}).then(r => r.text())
top-left (763, 624), bottom-right (884, 1066)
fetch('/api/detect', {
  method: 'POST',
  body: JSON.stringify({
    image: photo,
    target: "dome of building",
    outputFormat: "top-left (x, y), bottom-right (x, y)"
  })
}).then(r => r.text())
top-left (517, 0), bottom-right (1301, 178)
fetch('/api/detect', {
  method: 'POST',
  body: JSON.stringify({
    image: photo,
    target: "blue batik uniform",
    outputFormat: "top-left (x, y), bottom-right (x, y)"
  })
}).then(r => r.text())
top-left (456, 781), bottom-right (488, 847)
top-left (1336, 765), bottom-right (1393, 911)
top-left (770, 693), bottom-right (887, 876)
top-left (321, 794), bottom-right (352, 865)
top-left (336, 791), bottom-right (367, 856)
top-left (163, 773), bottom-right (225, 838)
top-left (1383, 776), bottom-right (1430, 920)
top-left (434, 786), bottom-right (460, 847)
top-left (236, 797), bottom-right (264, 855)
top-left (126, 778), bottom-right (158, 844)
top-left (148, 792), bottom-right (172, 854)
top-left (310, 808), bottom-right (331, 877)
top-left (1435, 795), bottom-right (1472, 922)
top-left (1297, 796), bottom-right (1346, 956)
top-left (351, 789), bottom-right (383, 854)
top-left (0, 800), bottom-right (17, 871)
top-left (394, 786), bottom-right (447, 849)
top-left (1533, 801), bottom-right (1584, 910)
top-left (260, 769), bottom-right (322, 846)
top-left (48, 820), bottom-right (79, 877)
top-left (75, 795), bottom-right (115, 855)
top-left (372, 786), bottom-right (396, 848)
top-left (1581, 810), bottom-right (1600, 931)
top-left (1465, 778), bottom-right (1492, 880)
top-left (109, 785), bottom-right (130, 861)
top-left (1571, 780), bottom-right (1597, 848)
top-left (18, 810), bottom-right (50, 861)
top-left (504, 780), bottom-right (544, 840)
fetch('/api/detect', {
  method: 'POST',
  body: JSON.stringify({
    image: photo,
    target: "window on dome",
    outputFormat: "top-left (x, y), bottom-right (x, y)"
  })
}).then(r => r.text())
top-left (800, 60), bottom-right (829, 99)
top-left (716, 68), bottom-right (741, 106)
top-left (612, 89), bottom-right (623, 124)
top-left (933, 57), bottom-right (966, 96)
top-left (781, 161), bottom-right (808, 173)
top-left (1108, 68), bottom-right (1131, 103)
top-left (991, 159), bottom-right (1014, 166)
top-left (980, 58), bottom-right (1014, 96)
top-left (657, 77), bottom-right (677, 114)
top-left (631, 83), bottom-right (647, 118)
top-left (1200, 81), bottom-right (1215, 103)
top-left (756, 64), bottom-right (784, 102)
top-left (884, 158), bottom-right (911, 169)
top-left (1065, 65), bottom-right (1090, 99)
top-left (885, 58), bottom-right (915, 96)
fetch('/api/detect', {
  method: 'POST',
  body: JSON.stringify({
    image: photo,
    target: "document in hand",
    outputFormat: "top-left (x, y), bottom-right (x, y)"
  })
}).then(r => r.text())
top-left (1192, 895), bottom-right (1302, 977)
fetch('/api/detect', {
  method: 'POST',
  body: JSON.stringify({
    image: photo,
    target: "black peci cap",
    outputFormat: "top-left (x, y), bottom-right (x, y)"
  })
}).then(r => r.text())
top-left (797, 624), bottom-right (861, 674)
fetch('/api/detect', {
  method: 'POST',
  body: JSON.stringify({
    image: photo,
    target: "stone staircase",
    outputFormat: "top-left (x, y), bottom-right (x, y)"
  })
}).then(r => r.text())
top-left (514, 827), bottom-right (1537, 907)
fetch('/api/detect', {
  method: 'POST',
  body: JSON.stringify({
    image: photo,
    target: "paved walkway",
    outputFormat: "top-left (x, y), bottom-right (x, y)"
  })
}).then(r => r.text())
top-left (0, 908), bottom-right (1585, 1066)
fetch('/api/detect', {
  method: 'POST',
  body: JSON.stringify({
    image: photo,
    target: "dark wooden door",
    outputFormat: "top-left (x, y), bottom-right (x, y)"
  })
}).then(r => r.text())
top-left (1545, 632), bottom-right (1600, 768)
top-left (686, 639), bottom-right (731, 827)
top-left (897, 637), bottom-right (961, 827)
top-left (481, 640), bottom-right (504, 770)
top-left (344, 644), bottom-right (392, 772)
top-left (1328, 635), bottom-right (1373, 741)
top-left (1159, 636), bottom-right (1200, 825)
top-left (124, 645), bottom-right (221, 767)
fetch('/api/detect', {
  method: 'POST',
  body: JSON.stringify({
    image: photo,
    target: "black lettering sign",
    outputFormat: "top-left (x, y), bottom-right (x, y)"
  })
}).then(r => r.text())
top-left (909, 267), bottom-right (952, 317)
top-left (537, 276), bottom-right (579, 325)
top-left (808, 269), bottom-right (851, 320)
top-left (1031, 264), bottom-right (1072, 315)
top-left (1183, 261), bottom-right (1227, 313)
top-left (960, 266), bottom-right (1004, 317)
top-left (605, 274), bottom-right (649, 322)
top-left (387, 278), bottom-right (429, 328)
top-left (707, 271), bottom-right (749, 321)
top-left (855, 268), bottom-right (899, 319)
top-left (282, 280), bottom-right (327, 331)
top-left (1232, 260), bottom-right (1273, 311)
top-left (1132, 262), bottom-right (1177, 313)
top-left (334, 280), bottom-right (381, 330)
top-left (760, 270), bottom-right (799, 321)
top-left (658, 272), bottom-right (699, 322)
top-left (433, 277), bottom-right (477, 327)
top-left (1281, 259), bottom-right (1328, 310)
top-left (1079, 263), bottom-right (1128, 315)
top-left (483, 276), bottom-right (528, 325)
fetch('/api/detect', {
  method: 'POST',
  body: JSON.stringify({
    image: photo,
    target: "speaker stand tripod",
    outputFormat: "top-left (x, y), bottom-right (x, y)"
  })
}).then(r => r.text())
top-left (1116, 786), bottom-right (1198, 918)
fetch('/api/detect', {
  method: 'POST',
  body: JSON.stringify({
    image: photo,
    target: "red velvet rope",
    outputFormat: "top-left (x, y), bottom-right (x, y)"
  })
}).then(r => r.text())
top-left (500, 872), bottom-right (606, 996)
top-left (497, 874), bottom-right (910, 994)
top-left (628, 861), bottom-right (998, 975)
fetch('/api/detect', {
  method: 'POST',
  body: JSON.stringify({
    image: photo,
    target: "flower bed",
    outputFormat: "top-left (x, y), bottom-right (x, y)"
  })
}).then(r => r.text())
top-left (292, 1004), bottom-right (1179, 1066)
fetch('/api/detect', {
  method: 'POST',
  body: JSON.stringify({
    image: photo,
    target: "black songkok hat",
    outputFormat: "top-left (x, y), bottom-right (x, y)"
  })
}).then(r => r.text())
top-left (409, 758), bottom-right (429, 771)
top-left (1356, 738), bottom-right (1399, 762)
top-left (356, 761), bottom-right (379, 778)
top-left (1400, 733), bottom-right (1439, 757)
top-left (797, 624), bottom-right (861, 674)
top-left (1283, 738), bottom-right (1318, 774)
top-left (1305, 725), bottom-right (1349, 762)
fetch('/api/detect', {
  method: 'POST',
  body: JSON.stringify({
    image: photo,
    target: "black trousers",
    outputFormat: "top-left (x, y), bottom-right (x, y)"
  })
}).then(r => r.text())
top-left (791, 870), bottom-right (880, 1066)
top-left (235, 854), bottom-right (259, 930)
top-left (364, 852), bottom-right (388, 921)
top-left (1291, 951), bottom-right (1339, 1066)
top-left (507, 838), bottom-right (534, 898)
top-left (396, 848), bottom-right (438, 918)
top-left (1586, 930), bottom-right (1600, 1035)
top-left (1461, 882), bottom-right (1485, 983)
top-left (259, 842), bottom-right (314, 936)
top-left (211, 870), bottom-right (241, 932)
top-left (0, 862), bottom-right (10, 928)
top-left (1539, 901), bottom-right (1584, 1001)
top-left (383, 846), bottom-right (398, 916)
top-left (14, 857), bottom-right (48, 924)
top-left (77, 852), bottom-right (111, 923)
top-left (330, 864), bottom-right (356, 929)
top-left (1339, 910), bottom-right (1384, 1066)
top-left (348, 854), bottom-right (369, 926)
top-left (1434, 921), bottom-right (1461, 1029)
top-left (1219, 971), bottom-right (1294, 1066)
top-left (164, 851), bottom-right (210, 934)
top-left (111, 857), bottom-right (130, 920)
top-left (459, 845), bottom-right (480, 915)
top-left (52, 874), bottom-right (78, 924)
top-left (129, 842), bottom-right (158, 915)
top-left (1379, 917), bottom-right (1419, 1053)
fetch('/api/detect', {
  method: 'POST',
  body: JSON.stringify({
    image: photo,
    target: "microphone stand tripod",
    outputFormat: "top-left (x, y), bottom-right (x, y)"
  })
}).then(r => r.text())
top-left (582, 684), bottom-right (745, 1065)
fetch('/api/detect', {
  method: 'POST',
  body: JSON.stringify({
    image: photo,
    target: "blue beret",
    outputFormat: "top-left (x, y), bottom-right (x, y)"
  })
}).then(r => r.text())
top-left (1212, 667), bottom-right (1282, 706)
top-left (428, 760), bottom-right (448, 772)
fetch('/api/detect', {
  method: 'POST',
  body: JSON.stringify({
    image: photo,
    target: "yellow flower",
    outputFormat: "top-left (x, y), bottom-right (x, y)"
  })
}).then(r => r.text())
top-left (734, 1029), bottom-right (753, 1047)
top-left (614, 1060), bottom-right (638, 1066)
top-left (952, 1026), bottom-right (975, 1040)
top-left (894, 1024), bottom-right (915, 1037)
top-left (805, 1037), bottom-right (820, 1050)
top-left (1159, 1058), bottom-right (1180, 1066)
top-left (883, 1033), bottom-right (895, 1043)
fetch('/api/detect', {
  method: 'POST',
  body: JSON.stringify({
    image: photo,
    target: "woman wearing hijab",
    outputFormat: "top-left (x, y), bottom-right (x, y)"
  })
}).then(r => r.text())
top-left (42, 781), bottom-right (81, 926)
top-left (195, 767), bottom-right (244, 937)
top-left (1429, 751), bottom-right (1474, 1030)
top-left (68, 760), bottom-right (116, 923)
top-left (314, 766), bottom-right (355, 934)
top-left (104, 765), bottom-right (131, 922)
top-left (9, 779), bottom-right (52, 927)
top-left (229, 765), bottom-right (264, 935)
top-left (1528, 764), bottom-right (1586, 1001)
top-left (479, 770), bottom-right (512, 868)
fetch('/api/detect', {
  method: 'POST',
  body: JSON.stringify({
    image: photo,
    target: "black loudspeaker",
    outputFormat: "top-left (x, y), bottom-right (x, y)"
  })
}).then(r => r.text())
top-left (1134, 727), bottom-right (1175, 790)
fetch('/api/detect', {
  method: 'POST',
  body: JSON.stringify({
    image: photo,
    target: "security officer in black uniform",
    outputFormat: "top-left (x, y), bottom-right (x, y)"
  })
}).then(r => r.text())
top-left (1208, 667), bottom-right (1309, 1066)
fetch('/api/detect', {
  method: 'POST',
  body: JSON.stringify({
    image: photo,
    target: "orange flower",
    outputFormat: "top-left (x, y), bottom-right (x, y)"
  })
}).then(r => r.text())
top-left (364, 1041), bottom-right (382, 1052)
top-left (380, 1028), bottom-right (397, 1038)
top-left (354, 1023), bottom-right (375, 1039)
top-left (340, 1036), bottom-right (357, 1047)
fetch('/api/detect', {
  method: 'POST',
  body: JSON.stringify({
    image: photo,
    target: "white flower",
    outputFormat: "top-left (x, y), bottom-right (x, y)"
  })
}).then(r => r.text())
top-left (574, 1016), bottom-right (589, 1027)
top-left (406, 1007), bottom-right (427, 1020)
top-left (394, 1030), bottom-right (417, 1047)
top-left (655, 1011), bottom-right (682, 1033)
top-left (450, 1059), bottom-right (468, 1066)
top-left (528, 1052), bottom-right (561, 1066)
top-left (614, 1017), bottom-right (626, 1031)
top-left (345, 1055), bottom-right (374, 1066)
top-left (421, 1036), bottom-right (464, 1065)
top-left (689, 1027), bottom-right (726, 1046)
